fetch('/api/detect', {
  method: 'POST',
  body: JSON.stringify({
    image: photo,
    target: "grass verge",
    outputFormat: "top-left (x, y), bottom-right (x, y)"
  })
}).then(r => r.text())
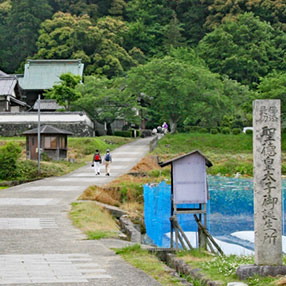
top-left (153, 133), bottom-right (286, 177)
top-left (69, 201), bottom-right (120, 240)
top-left (0, 136), bottom-right (133, 186)
top-left (115, 245), bottom-right (186, 286)
top-left (177, 250), bottom-right (286, 286)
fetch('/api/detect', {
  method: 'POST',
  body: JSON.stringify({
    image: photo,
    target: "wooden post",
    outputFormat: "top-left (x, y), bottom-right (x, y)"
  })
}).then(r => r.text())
top-left (198, 204), bottom-right (208, 250)
top-left (194, 214), bottom-right (224, 256)
top-left (170, 216), bottom-right (193, 250)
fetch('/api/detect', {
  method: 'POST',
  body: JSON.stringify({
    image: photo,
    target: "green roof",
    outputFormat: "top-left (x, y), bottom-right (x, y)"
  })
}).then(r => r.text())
top-left (18, 59), bottom-right (84, 90)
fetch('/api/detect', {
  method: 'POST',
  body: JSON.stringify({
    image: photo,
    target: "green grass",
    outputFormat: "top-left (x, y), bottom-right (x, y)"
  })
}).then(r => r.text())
top-left (115, 245), bottom-right (186, 286)
top-left (69, 202), bottom-right (120, 240)
top-left (154, 133), bottom-right (254, 155)
top-left (0, 136), bottom-right (132, 186)
top-left (179, 251), bottom-right (284, 286)
top-left (0, 137), bottom-right (25, 141)
top-left (154, 132), bottom-right (286, 155)
top-left (68, 136), bottom-right (133, 156)
top-left (87, 230), bottom-right (118, 240)
top-left (152, 133), bottom-right (286, 177)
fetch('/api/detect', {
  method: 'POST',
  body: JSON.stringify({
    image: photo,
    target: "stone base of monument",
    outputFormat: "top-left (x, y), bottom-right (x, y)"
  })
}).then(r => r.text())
top-left (236, 264), bottom-right (286, 280)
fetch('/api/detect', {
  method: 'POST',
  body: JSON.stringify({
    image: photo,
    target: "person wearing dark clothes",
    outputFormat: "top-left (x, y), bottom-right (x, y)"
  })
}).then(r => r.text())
top-left (104, 149), bottom-right (112, 176)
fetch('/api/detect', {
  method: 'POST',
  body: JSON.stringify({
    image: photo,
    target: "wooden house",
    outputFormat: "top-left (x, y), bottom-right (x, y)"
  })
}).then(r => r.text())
top-left (23, 125), bottom-right (73, 161)
top-left (0, 71), bottom-right (30, 112)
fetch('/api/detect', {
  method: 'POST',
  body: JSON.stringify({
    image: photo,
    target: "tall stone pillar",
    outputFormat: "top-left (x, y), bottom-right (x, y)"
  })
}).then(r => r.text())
top-left (253, 100), bottom-right (282, 265)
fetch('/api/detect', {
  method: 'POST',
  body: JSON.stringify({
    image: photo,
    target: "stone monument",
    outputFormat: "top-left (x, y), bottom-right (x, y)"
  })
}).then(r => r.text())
top-left (237, 100), bottom-right (286, 279)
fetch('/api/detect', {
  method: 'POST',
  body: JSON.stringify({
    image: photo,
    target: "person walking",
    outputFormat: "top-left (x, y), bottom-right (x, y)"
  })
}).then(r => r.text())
top-left (162, 122), bottom-right (168, 134)
top-left (92, 149), bottom-right (102, 175)
top-left (104, 149), bottom-right (112, 176)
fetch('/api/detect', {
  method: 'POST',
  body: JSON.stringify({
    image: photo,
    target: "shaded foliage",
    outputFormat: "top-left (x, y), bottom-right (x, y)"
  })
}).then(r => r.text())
top-left (197, 13), bottom-right (286, 87)
top-left (34, 12), bottom-right (138, 77)
top-left (1, 0), bottom-right (52, 73)
top-left (74, 76), bottom-right (139, 134)
top-left (0, 143), bottom-right (21, 179)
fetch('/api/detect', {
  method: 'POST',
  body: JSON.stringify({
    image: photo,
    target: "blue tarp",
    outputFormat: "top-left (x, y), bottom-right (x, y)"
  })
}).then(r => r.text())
top-left (144, 176), bottom-right (286, 248)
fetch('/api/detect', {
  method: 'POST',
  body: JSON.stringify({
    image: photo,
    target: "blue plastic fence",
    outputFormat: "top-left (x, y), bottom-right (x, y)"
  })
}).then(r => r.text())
top-left (143, 176), bottom-right (286, 248)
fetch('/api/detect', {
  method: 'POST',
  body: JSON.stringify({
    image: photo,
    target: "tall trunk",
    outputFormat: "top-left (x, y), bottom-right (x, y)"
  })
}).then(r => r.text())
top-left (140, 118), bottom-right (146, 129)
top-left (169, 118), bottom-right (177, 134)
top-left (92, 120), bottom-right (97, 136)
top-left (106, 122), bottom-right (113, 135)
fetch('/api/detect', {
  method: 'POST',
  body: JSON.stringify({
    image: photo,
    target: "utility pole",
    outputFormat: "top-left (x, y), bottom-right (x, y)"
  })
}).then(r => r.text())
top-left (37, 95), bottom-right (41, 174)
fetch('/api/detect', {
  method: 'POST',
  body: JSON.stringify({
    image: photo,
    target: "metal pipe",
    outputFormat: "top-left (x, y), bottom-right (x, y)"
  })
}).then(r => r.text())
top-left (37, 95), bottom-right (41, 174)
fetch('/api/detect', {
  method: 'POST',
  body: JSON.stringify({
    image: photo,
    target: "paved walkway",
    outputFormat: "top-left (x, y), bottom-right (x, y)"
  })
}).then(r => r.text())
top-left (0, 137), bottom-right (161, 286)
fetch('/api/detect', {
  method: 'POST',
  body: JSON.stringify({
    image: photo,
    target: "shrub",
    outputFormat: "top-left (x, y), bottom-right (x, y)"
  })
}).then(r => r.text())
top-left (186, 126), bottom-right (208, 133)
top-left (140, 129), bottom-right (153, 138)
top-left (210, 128), bottom-right (218, 134)
top-left (183, 126), bottom-right (191, 132)
top-left (114, 130), bottom-right (133, 137)
top-left (0, 143), bottom-right (21, 180)
top-left (221, 127), bottom-right (230, 134)
top-left (232, 128), bottom-right (241, 135)
top-left (200, 128), bottom-right (209, 133)
top-left (245, 129), bottom-right (253, 135)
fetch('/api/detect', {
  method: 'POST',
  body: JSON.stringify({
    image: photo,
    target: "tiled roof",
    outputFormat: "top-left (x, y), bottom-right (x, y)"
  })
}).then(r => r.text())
top-left (18, 59), bottom-right (84, 90)
top-left (22, 125), bottom-right (73, 135)
top-left (0, 76), bottom-right (17, 96)
top-left (33, 99), bottom-right (64, 110)
top-left (159, 150), bottom-right (213, 167)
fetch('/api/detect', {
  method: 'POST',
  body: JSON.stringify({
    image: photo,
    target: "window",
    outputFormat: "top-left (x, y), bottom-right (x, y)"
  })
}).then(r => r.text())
top-left (44, 136), bottom-right (57, 149)
top-left (59, 136), bottom-right (66, 149)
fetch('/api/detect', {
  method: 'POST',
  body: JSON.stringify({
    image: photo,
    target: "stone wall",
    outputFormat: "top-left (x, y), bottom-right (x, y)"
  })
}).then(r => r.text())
top-left (0, 112), bottom-right (94, 137)
top-left (0, 122), bottom-right (93, 137)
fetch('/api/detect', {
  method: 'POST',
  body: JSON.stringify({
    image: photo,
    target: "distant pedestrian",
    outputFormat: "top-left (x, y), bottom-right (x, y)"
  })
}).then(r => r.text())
top-left (104, 149), bottom-right (112, 176)
top-left (162, 122), bottom-right (168, 134)
top-left (152, 128), bottom-right (157, 135)
top-left (92, 149), bottom-right (102, 175)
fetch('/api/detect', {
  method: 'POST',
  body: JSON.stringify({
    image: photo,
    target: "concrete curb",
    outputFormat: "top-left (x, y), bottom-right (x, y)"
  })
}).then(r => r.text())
top-left (153, 250), bottom-right (222, 286)
top-left (119, 215), bottom-right (141, 243)
top-left (236, 264), bottom-right (286, 280)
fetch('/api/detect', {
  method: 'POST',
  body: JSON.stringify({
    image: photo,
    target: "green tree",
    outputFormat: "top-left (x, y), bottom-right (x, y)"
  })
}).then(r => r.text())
top-left (109, 0), bottom-right (127, 17)
top-left (221, 75), bottom-right (255, 127)
top-left (0, 143), bottom-right (21, 180)
top-left (0, 0), bottom-right (10, 25)
top-left (257, 72), bottom-right (286, 116)
top-left (0, 1), bottom-right (11, 70)
top-left (176, 0), bottom-right (209, 45)
top-left (203, 0), bottom-right (286, 32)
top-left (125, 48), bottom-right (229, 133)
top-left (163, 12), bottom-right (186, 52)
top-left (202, 0), bottom-right (246, 31)
top-left (48, 0), bottom-right (99, 19)
top-left (35, 12), bottom-right (137, 77)
top-left (74, 76), bottom-right (139, 134)
top-left (44, 73), bottom-right (82, 110)
top-left (197, 12), bottom-right (286, 87)
top-left (2, 0), bottom-right (52, 73)
top-left (125, 0), bottom-right (172, 56)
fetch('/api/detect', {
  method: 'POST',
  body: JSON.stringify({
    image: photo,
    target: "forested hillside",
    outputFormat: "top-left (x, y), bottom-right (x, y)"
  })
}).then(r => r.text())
top-left (1, 0), bottom-right (285, 132)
